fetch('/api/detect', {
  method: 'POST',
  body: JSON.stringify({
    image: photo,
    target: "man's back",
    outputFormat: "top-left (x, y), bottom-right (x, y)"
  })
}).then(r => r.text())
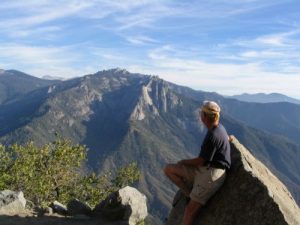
top-left (200, 123), bottom-right (231, 169)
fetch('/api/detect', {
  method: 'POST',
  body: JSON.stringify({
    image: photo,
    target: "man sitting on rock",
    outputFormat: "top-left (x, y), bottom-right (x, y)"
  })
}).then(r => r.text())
top-left (164, 101), bottom-right (231, 225)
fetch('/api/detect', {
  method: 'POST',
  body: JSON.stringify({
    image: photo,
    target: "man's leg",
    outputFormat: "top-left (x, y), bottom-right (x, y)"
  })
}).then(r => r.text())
top-left (182, 200), bottom-right (202, 225)
top-left (164, 164), bottom-right (191, 197)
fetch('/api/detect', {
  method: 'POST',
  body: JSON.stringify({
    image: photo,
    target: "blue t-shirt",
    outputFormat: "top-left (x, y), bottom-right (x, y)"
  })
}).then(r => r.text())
top-left (199, 123), bottom-right (231, 169)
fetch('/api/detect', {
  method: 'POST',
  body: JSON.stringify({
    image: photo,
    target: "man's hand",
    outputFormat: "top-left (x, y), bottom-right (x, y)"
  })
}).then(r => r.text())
top-left (228, 135), bottom-right (234, 142)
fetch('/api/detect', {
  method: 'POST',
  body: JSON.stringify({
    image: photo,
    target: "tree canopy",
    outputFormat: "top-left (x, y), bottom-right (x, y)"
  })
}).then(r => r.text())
top-left (0, 137), bottom-right (140, 208)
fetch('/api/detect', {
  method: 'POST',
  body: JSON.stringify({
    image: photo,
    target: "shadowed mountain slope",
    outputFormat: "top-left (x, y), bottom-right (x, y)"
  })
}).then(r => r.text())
top-left (0, 69), bottom-right (299, 223)
top-left (0, 69), bottom-right (59, 104)
top-left (169, 83), bottom-right (300, 145)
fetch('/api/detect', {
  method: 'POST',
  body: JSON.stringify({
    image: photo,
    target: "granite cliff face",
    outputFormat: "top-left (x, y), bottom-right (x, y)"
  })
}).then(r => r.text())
top-left (167, 137), bottom-right (300, 225)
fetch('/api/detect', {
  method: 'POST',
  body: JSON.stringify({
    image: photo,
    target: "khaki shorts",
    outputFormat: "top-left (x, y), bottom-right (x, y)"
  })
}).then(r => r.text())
top-left (180, 164), bottom-right (226, 205)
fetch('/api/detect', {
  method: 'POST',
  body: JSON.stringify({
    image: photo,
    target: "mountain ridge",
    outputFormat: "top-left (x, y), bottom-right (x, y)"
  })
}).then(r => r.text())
top-left (0, 69), bottom-right (59, 105)
top-left (229, 92), bottom-right (300, 105)
top-left (0, 69), bottom-right (299, 223)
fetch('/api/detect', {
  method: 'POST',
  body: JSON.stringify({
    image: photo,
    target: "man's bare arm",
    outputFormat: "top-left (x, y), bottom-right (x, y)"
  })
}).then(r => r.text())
top-left (178, 157), bottom-right (205, 167)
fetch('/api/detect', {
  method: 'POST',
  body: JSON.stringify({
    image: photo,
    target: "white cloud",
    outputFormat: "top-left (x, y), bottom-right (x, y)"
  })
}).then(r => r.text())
top-left (218, 28), bottom-right (300, 75)
top-left (0, 0), bottom-right (291, 33)
top-left (0, 43), bottom-right (93, 78)
top-left (236, 29), bottom-right (300, 49)
top-left (0, 44), bottom-right (73, 64)
top-left (0, 1), bottom-right (92, 29)
top-left (130, 64), bottom-right (300, 99)
top-left (8, 26), bottom-right (62, 38)
top-left (0, 0), bottom-right (49, 10)
top-left (240, 50), bottom-right (283, 58)
top-left (0, 0), bottom-right (299, 99)
top-left (125, 35), bottom-right (158, 45)
top-left (256, 36), bottom-right (286, 46)
top-left (134, 45), bottom-right (300, 98)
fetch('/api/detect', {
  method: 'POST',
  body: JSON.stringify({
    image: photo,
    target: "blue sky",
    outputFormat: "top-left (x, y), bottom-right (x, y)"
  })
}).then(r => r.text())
top-left (1, 0), bottom-right (300, 98)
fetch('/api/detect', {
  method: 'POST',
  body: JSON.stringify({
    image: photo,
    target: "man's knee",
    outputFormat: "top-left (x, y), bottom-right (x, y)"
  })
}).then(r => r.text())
top-left (164, 163), bottom-right (182, 177)
top-left (164, 164), bottom-right (174, 176)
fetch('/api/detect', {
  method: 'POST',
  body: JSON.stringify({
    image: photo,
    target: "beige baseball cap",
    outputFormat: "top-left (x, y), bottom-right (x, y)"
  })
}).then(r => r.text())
top-left (201, 101), bottom-right (221, 115)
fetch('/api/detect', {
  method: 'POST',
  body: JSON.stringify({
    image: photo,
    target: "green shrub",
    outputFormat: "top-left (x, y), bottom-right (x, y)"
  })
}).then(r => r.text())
top-left (113, 162), bottom-right (141, 188)
top-left (0, 138), bottom-right (140, 208)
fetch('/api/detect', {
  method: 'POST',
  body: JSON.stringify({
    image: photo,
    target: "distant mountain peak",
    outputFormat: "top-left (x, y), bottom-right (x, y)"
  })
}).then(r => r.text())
top-left (105, 68), bottom-right (130, 75)
top-left (0, 69), bottom-right (60, 104)
top-left (2, 69), bottom-right (40, 80)
top-left (42, 75), bottom-right (64, 80)
top-left (229, 92), bottom-right (300, 105)
top-left (115, 68), bottom-right (129, 74)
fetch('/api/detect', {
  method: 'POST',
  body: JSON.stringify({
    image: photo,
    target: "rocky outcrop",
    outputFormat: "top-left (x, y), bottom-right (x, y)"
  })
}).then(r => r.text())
top-left (48, 186), bottom-right (147, 224)
top-left (130, 77), bottom-right (184, 121)
top-left (0, 190), bottom-right (26, 214)
top-left (167, 137), bottom-right (300, 225)
top-left (130, 80), bottom-right (159, 121)
top-left (0, 186), bottom-right (147, 225)
top-left (93, 186), bottom-right (147, 225)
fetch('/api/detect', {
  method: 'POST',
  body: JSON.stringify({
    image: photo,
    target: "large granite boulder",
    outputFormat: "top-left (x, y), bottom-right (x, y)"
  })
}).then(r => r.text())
top-left (0, 190), bottom-right (26, 215)
top-left (93, 186), bottom-right (148, 225)
top-left (167, 137), bottom-right (300, 225)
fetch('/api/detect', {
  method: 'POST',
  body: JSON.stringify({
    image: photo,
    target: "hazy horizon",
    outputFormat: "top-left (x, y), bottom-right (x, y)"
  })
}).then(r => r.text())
top-left (2, 67), bottom-right (300, 101)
